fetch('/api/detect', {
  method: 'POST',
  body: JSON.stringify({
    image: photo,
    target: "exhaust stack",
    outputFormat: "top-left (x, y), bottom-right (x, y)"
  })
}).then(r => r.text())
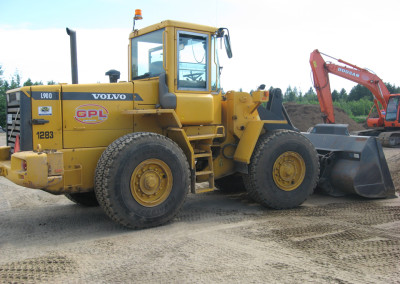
top-left (66, 28), bottom-right (78, 84)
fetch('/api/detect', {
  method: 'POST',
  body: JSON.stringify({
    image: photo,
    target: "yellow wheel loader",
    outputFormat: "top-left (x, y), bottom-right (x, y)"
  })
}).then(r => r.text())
top-left (0, 14), bottom-right (395, 228)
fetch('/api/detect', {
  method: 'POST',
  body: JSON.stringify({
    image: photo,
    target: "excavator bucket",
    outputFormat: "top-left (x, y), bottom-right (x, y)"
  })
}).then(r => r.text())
top-left (302, 124), bottom-right (396, 198)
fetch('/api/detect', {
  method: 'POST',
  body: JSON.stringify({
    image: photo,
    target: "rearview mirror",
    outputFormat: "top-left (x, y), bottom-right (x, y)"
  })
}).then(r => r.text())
top-left (216, 28), bottom-right (233, 59)
top-left (224, 34), bottom-right (233, 58)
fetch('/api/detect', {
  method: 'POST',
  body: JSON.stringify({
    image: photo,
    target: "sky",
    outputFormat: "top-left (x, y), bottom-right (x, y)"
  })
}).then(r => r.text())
top-left (1, 0), bottom-right (400, 95)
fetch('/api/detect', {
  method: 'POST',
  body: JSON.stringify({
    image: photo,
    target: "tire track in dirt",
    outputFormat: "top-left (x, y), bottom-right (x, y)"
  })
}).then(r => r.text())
top-left (0, 181), bottom-right (399, 283)
top-left (0, 254), bottom-right (77, 283)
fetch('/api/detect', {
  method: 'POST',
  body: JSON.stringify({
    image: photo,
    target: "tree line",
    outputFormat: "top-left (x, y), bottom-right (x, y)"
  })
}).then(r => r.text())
top-left (0, 66), bottom-right (56, 127)
top-left (281, 83), bottom-right (400, 122)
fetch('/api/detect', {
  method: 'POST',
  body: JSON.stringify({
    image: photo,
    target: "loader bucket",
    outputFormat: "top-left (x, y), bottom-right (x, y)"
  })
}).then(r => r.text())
top-left (302, 124), bottom-right (396, 198)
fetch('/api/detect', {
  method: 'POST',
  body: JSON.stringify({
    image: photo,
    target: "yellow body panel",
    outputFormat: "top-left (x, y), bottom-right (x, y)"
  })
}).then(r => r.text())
top-left (233, 121), bottom-right (265, 163)
top-left (61, 82), bottom-right (134, 148)
top-left (58, 147), bottom-right (105, 193)
top-left (0, 146), bottom-right (10, 161)
top-left (0, 146), bottom-right (105, 193)
top-left (133, 79), bottom-right (159, 106)
top-left (175, 93), bottom-right (214, 125)
top-left (212, 92), bottom-right (222, 125)
top-left (63, 129), bottom-right (132, 148)
top-left (166, 128), bottom-right (195, 168)
top-left (124, 109), bottom-right (182, 129)
top-left (30, 85), bottom-right (63, 150)
top-left (0, 149), bottom-right (62, 189)
top-left (225, 91), bottom-right (262, 138)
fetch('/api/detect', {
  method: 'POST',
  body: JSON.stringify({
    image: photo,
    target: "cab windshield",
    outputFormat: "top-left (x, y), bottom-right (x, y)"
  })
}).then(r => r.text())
top-left (131, 29), bottom-right (165, 80)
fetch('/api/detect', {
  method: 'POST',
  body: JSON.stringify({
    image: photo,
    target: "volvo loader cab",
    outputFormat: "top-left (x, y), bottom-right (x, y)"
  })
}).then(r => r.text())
top-left (128, 20), bottom-right (231, 125)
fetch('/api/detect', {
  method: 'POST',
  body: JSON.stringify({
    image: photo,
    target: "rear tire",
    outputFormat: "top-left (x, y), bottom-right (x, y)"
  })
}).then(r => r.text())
top-left (94, 132), bottom-right (190, 229)
top-left (65, 192), bottom-right (99, 207)
top-left (243, 130), bottom-right (319, 209)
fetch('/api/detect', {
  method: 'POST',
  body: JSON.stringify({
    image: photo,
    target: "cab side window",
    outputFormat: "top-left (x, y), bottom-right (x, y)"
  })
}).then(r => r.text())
top-left (177, 31), bottom-right (209, 90)
top-left (131, 29), bottom-right (164, 80)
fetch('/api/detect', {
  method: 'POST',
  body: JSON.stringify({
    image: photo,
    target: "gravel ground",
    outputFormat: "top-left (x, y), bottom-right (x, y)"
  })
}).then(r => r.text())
top-left (0, 134), bottom-right (399, 283)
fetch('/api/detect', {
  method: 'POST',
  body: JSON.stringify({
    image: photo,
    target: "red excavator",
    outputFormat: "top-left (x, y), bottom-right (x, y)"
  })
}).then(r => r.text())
top-left (310, 49), bottom-right (400, 147)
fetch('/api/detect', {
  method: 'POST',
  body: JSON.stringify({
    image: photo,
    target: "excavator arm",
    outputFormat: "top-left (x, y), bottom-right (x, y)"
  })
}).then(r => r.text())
top-left (310, 50), bottom-right (335, 123)
top-left (310, 49), bottom-right (391, 126)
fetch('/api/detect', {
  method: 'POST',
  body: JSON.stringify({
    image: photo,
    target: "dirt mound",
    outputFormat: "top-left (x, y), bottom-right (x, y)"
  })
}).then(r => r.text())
top-left (284, 103), bottom-right (365, 132)
top-left (383, 148), bottom-right (400, 192)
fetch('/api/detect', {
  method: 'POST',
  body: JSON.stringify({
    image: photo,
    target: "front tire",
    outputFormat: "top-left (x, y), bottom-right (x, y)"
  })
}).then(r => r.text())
top-left (94, 132), bottom-right (190, 229)
top-left (243, 130), bottom-right (319, 209)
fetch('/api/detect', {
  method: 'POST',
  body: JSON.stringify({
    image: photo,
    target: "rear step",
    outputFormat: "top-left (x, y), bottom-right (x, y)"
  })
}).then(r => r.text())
top-left (303, 124), bottom-right (396, 198)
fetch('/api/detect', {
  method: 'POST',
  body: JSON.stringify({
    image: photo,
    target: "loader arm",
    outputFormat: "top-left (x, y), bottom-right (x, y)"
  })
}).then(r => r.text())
top-left (310, 49), bottom-right (391, 125)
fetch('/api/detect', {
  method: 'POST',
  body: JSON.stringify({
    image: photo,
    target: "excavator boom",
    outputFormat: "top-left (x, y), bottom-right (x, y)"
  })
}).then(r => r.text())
top-left (310, 49), bottom-right (391, 126)
top-left (310, 50), bottom-right (335, 123)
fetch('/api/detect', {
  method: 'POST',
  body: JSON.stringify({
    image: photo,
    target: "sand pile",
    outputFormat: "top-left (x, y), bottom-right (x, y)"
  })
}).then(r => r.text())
top-left (284, 103), bottom-right (365, 132)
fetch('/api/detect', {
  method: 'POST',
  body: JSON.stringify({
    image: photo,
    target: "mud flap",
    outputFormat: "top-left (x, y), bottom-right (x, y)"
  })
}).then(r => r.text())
top-left (303, 124), bottom-right (396, 198)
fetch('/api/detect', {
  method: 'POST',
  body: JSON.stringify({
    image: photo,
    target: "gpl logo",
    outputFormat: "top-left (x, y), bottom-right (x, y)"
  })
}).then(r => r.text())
top-left (74, 104), bottom-right (109, 124)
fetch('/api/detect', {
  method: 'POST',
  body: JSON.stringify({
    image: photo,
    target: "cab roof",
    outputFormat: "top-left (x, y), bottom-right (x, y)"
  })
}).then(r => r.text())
top-left (129, 20), bottom-right (217, 39)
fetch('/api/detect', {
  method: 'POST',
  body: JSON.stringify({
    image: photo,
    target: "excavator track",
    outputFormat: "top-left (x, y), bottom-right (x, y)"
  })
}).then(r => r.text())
top-left (378, 131), bottom-right (400, 147)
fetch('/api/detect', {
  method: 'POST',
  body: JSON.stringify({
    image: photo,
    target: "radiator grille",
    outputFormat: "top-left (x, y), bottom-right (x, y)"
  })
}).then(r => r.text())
top-left (6, 91), bottom-right (21, 153)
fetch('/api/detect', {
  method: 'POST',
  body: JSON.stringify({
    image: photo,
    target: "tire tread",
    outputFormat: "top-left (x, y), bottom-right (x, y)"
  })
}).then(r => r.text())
top-left (243, 130), bottom-right (319, 209)
top-left (94, 132), bottom-right (190, 229)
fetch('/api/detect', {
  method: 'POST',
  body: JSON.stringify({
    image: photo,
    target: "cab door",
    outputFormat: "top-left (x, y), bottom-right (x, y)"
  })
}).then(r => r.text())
top-left (174, 30), bottom-right (217, 125)
top-left (31, 85), bottom-right (63, 150)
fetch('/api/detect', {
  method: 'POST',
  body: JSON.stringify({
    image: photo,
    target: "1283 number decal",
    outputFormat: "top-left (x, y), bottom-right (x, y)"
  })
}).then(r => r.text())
top-left (36, 131), bottom-right (54, 139)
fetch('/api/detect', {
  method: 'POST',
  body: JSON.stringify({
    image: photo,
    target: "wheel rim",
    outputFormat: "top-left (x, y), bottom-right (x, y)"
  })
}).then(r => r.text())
top-left (272, 151), bottom-right (306, 191)
top-left (130, 159), bottom-right (173, 207)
